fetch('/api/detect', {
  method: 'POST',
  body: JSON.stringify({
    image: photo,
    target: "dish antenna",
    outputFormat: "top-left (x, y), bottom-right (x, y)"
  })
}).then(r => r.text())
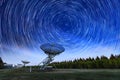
top-left (39, 43), bottom-right (65, 70)
top-left (21, 60), bottom-right (30, 67)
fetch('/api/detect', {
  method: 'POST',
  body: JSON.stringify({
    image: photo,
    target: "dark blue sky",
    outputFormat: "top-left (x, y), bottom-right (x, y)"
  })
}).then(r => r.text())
top-left (0, 0), bottom-right (120, 64)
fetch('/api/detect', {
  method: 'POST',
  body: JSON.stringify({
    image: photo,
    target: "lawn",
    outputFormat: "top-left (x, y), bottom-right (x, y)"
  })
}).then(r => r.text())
top-left (0, 69), bottom-right (120, 80)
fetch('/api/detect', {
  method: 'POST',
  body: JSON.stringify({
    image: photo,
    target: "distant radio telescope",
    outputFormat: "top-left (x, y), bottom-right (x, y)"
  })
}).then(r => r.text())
top-left (39, 43), bottom-right (65, 70)
top-left (21, 60), bottom-right (30, 67)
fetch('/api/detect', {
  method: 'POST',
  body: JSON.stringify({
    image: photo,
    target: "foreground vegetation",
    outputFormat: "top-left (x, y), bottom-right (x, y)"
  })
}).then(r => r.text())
top-left (0, 69), bottom-right (120, 80)
top-left (0, 57), bottom-right (4, 69)
top-left (50, 54), bottom-right (120, 69)
top-left (1, 54), bottom-right (120, 80)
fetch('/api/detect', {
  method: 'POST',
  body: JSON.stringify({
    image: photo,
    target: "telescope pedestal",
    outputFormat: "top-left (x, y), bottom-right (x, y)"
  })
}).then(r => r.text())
top-left (39, 54), bottom-right (55, 70)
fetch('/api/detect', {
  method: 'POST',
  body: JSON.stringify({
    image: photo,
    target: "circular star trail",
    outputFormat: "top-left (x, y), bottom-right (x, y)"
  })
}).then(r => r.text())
top-left (0, 0), bottom-right (120, 54)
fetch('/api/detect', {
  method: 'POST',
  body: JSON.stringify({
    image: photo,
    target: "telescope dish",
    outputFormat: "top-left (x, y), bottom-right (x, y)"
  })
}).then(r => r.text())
top-left (40, 43), bottom-right (65, 55)
top-left (21, 61), bottom-right (30, 64)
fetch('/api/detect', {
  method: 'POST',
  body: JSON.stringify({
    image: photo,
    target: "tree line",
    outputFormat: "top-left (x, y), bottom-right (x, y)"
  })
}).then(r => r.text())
top-left (50, 54), bottom-right (120, 69)
top-left (0, 57), bottom-right (4, 69)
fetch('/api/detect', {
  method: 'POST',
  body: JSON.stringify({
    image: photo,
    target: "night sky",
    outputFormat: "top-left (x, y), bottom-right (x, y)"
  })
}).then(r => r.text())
top-left (0, 0), bottom-right (120, 65)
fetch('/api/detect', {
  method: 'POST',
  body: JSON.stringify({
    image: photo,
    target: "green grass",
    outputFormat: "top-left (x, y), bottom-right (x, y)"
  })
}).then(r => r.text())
top-left (0, 69), bottom-right (120, 80)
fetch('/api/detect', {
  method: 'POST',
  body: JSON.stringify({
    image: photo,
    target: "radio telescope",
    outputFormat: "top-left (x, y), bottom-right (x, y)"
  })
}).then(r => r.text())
top-left (21, 60), bottom-right (30, 67)
top-left (39, 43), bottom-right (65, 70)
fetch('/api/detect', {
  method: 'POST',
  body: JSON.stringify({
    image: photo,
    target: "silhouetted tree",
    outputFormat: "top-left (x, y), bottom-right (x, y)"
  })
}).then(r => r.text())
top-left (110, 54), bottom-right (115, 59)
top-left (0, 57), bottom-right (4, 69)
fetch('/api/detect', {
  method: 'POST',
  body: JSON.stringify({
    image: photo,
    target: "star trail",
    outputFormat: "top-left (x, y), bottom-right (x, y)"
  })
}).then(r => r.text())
top-left (0, 0), bottom-right (120, 64)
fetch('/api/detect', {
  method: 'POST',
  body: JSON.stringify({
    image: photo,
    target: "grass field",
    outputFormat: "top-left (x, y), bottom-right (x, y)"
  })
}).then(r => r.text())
top-left (0, 69), bottom-right (120, 80)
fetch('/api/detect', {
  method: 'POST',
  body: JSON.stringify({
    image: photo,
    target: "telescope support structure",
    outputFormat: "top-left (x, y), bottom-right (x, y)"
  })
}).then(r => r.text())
top-left (39, 54), bottom-right (55, 70)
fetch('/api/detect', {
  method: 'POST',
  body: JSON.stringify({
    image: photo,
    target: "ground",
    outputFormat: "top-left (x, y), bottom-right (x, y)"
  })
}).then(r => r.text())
top-left (0, 69), bottom-right (120, 80)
